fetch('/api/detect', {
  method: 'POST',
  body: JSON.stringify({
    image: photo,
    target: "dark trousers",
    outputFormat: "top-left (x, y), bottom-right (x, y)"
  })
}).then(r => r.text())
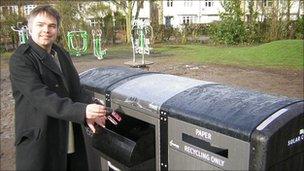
top-left (67, 153), bottom-right (81, 171)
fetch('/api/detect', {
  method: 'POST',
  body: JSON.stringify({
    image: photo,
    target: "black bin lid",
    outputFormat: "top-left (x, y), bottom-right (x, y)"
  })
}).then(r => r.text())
top-left (161, 84), bottom-right (300, 141)
top-left (79, 66), bottom-right (151, 94)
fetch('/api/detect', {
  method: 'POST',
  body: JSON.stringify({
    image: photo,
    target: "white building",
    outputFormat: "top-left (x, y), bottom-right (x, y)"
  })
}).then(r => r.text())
top-left (0, 4), bottom-right (37, 20)
top-left (163, 0), bottom-right (224, 27)
top-left (133, 0), bottom-right (303, 28)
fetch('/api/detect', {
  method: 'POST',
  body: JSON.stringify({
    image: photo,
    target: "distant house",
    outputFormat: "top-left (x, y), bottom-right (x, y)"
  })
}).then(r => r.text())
top-left (0, 4), bottom-right (37, 20)
top-left (0, 1), bottom-right (112, 28)
top-left (162, 0), bottom-right (224, 27)
top-left (127, 1), bottom-right (223, 28)
top-left (133, 0), bottom-right (303, 28)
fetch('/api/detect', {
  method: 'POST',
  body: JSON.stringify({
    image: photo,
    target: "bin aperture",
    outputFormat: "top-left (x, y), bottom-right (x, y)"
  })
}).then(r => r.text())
top-left (92, 113), bottom-right (155, 168)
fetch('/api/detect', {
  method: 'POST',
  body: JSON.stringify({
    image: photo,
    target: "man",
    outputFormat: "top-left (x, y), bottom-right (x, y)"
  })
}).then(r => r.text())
top-left (9, 5), bottom-right (105, 170)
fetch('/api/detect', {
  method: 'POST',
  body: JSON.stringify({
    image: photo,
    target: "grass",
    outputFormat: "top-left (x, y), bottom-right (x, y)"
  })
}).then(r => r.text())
top-left (2, 40), bottom-right (303, 71)
top-left (154, 39), bottom-right (304, 71)
top-left (0, 52), bottom-right (12, 59)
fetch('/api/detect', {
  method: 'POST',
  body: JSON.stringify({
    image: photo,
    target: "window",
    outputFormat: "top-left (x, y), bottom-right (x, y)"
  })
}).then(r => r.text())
top-left (205, 0), bottom-right (213, 7)
top-left (24, 5), bottom-right (36, 15)
top-left (182, 16), bottom-right (195, 25)
top-left (0, 6), bottom-right (18, 16)
top-left (186, 16), bottom-right (190, 24)
top-left (6, 6), bottom-right (17, 14)
top-left (90, 18), bottom-right (99, 27)
top-left (263, 0), bottom-right (272, 7)
top-left (184, 0), bottom-right (193, 7)
top-left (167, 0), bottom-right (173, 7)
top-left (1, 6), bottom-right (8, 15)
top-left (165, 16), bottom-right (173, 27)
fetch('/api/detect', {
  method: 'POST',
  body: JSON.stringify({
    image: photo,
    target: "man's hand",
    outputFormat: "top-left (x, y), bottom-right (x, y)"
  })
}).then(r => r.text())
top-left (86, 104), bottom-right (107, 133)
top-left (86, 117), bottom-right (106, 133)
top-left (86, 104), bottom-right (106, 119)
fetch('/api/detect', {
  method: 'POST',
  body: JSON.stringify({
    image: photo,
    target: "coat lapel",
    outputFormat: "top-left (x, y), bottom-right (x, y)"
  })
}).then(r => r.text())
top-left (43, 54), bottom-right (64, 76)
top-left (28, 38), bottom-right (70, 94)
top-left (28, 39), bottom-right (62, 75)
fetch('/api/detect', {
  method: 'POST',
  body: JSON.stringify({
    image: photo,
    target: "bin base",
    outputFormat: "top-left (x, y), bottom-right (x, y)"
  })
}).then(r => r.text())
top-left (100, 156), bottom-right (155, 171)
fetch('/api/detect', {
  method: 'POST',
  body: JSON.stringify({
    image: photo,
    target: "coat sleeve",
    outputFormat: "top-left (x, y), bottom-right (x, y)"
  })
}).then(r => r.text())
top-left (9, 53), bottom-right (87, 124)
top-left (77, 86), bottom-right (94, 103)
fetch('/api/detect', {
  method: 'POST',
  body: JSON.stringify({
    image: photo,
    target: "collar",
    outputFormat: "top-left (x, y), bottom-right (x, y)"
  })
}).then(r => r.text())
top-left (50, 49), bottom-right (57, 58)
top-left (28, 37), bottom-right (58, 61)
top-left (28, 37), bottom-right (64, 77)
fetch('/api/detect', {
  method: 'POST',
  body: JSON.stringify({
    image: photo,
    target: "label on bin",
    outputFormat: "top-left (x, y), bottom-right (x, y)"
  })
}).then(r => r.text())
top-left (287, 128), bottom-right (304, 147)
top-left (169, 140), bottom-right (180, 149)
top-left (195, 128), bottom-right (212, 141)
top-left (184, 145), bottom-right (225, 167)
top-left (169, 139), bottom-right (226, 168)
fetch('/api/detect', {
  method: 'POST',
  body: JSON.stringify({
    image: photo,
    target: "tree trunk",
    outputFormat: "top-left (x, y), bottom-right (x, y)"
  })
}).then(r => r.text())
top-left (134, 0), bottom-right (143, 20)
top-left (112, 11), bottom-right (116, 44)
top-left (112, 0), bottom-right (132, 43)
top-left (286, 0), bottom-right (292, 38)
top-left (149, 0), bottom-right (159, 26)
top-left (125, 1), bottom-right (132, 44)
top-left (158, 1), bottom-right (163, 25)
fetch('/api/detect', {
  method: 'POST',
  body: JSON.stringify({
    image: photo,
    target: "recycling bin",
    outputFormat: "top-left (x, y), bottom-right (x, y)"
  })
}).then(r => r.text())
top-left (162, 85), bottom-right (303, 170)
top-left (80, 66), bottom-right (303, 171)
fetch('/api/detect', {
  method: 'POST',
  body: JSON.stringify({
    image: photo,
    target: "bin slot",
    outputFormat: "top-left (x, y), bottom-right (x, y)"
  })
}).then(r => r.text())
top-left (105, 112), bottom-right (153, 141)
top-left (182, 133), bottom-right (228, 158)
top-left (92, 113), bottom-right (155, 167)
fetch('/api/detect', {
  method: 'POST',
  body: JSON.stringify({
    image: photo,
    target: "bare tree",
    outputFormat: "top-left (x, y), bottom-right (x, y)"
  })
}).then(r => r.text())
top-left (112, 0), bottom-right (135, 44)
top-left (134, 0), bottom-right (144, 20)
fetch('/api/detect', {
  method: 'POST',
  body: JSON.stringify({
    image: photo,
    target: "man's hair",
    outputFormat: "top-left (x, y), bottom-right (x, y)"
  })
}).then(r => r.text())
top-left (27, 5), bottom-right (61, 28)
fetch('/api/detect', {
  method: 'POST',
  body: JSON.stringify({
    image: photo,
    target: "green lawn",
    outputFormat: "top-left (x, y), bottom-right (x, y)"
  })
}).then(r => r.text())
top-left (2, 39), bottom-right (303, 71)
top-left (1, 52), bottom-right (13, 59)
top-left (154, 39), bottom-right (304, 70)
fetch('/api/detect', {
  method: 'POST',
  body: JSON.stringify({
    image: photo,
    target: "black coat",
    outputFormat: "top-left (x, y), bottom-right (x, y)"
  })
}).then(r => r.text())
top-left (9, 38), bottom-right (96, 171)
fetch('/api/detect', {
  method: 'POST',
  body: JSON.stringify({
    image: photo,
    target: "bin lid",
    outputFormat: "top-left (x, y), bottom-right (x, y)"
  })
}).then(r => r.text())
top-left (79, 66), bottom-right (151, 94)
top-left (161, 84), bottom-right (301, 141)
top-left (111, 74), bottom-right (214, 115)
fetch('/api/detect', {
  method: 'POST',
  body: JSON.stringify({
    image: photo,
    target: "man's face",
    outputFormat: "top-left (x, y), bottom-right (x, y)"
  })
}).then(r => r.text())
top-left (29, 12), bottom-right (58, 51)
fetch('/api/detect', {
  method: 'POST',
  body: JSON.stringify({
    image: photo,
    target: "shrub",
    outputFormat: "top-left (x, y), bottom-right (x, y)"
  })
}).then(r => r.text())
top-left (209, 0), bottom-right (246, 45)
top-left (294, 16), bottom-right (304, 39)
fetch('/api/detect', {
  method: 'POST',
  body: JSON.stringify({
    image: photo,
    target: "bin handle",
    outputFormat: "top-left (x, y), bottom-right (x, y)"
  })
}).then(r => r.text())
top-left (107, 161), bottom-right (121, 171)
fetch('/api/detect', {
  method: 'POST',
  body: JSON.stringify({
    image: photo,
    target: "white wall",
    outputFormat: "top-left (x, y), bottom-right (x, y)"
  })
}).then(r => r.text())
top-left (163, 0), bottom-right (224, 27)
